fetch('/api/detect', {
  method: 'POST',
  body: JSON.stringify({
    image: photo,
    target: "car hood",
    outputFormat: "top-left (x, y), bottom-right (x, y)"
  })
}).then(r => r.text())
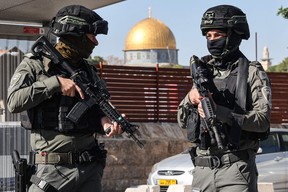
top-left (156, 153), bottom-right (194, 170)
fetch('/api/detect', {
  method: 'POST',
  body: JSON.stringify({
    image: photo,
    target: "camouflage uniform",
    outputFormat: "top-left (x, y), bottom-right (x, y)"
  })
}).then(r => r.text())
top-left (7, 53), bottom-right (106, 192)
top-left (177, 5), bottom-right (271, 192)
top-left (178, 57), bottom-right (271, 191)
top-left (7, 5), bottom-right (110, 192)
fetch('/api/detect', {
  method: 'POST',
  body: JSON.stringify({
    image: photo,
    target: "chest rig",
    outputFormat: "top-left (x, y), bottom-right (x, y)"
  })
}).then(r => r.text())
top-left (210, 63), bottom-right (239, 148)
top-left (199, 55), bottom-right (248, 150)
top-left (21, 57), bottom-right (105, 133)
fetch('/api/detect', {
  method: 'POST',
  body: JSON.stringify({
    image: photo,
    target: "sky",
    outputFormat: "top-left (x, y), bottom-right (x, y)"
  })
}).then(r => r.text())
top-left (0, 0), bottom-right (287, 67)
top-left (92, 0), bottom-right (288, 66)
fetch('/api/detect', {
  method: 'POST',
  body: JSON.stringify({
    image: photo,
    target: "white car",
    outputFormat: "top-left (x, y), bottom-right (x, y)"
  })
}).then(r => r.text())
top-left (147, 128), bottom-right (288, 192)
top-left (147, 149), bottom-right (194, 192)
top-left (256, 129), bottom-right (288, 192)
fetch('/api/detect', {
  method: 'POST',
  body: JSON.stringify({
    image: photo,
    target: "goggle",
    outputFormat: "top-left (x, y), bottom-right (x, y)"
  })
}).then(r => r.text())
top-left (52, 15), bottom-right (108, 36)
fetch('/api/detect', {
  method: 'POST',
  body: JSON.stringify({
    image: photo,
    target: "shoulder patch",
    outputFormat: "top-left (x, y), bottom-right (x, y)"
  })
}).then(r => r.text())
top-left (9, 73), bottom-right (22, 89)
top-left (259, 70), bottom-right (269, 81)
top-left (261, 86), bottom-right (272, 109)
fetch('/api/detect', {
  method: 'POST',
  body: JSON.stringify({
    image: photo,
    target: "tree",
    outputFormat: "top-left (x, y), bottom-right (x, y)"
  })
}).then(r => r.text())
top-left (86, 56), bottom-right (107, 65)
top-left (272, 6), bottom-right (288, 71)
top-left (267, 57), bottom-right (288, 72)
top-left (277, 6), bottom-right (288, 19)
top-left (106, 55), bottom-right (124, 65)
top-left (160, 63), bottom-right (184, 68)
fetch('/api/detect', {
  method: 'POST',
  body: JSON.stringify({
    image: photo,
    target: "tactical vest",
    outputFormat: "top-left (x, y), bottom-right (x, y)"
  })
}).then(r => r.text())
top-left (211, 63), bottom-right (269, 145)
top-left (210, 65), bottom-right (238, 148)
top-left (21, 57), bottom-right (105, 134)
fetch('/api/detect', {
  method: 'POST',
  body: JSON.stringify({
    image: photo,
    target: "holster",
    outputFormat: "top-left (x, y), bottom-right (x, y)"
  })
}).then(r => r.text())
top-left (11, 150), bottom-right (35, 192)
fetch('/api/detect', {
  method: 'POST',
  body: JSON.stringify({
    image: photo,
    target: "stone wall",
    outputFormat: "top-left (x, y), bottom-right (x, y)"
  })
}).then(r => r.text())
top-left (98, 122), bottom-right (191, 192)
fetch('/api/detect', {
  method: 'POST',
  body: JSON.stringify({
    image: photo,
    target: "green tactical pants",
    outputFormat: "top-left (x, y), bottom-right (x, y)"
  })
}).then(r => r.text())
top-left (192, 150), bottom-right (258, 192)
top-left (28, 162), bottom-right (105, 192)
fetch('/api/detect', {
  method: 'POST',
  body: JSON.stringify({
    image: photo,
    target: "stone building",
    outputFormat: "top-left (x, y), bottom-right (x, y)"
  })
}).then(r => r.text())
top-left (0, 47), bottom-right (24, 122)
top-left (123, 8), bottom-right (178, 66)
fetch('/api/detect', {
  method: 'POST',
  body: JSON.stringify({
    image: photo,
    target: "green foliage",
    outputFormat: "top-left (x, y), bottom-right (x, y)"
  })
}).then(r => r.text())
top-left (86, 56), bottom-right (107, 65)
top-left (267, 57), bottom-right (288, 72)
top-left (272, 6), bottom-right (288, 72)
top-left (277, 6), bottom-right (288, 19)
top-left (160, 63), bottom-right (184, 68)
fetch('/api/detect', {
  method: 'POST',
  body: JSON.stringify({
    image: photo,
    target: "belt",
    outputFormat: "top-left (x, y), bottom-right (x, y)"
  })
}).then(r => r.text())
top-left (194, 150), bottom-right (250, 169)
top-left (33, 145), bottom-right (107, 165)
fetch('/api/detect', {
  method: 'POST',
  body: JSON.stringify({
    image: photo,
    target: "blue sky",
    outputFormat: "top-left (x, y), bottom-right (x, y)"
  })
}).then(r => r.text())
top-left (94, 0), bottom-right (288, 66)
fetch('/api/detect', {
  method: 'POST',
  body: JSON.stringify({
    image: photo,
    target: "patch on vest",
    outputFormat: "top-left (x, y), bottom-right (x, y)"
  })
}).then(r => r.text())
top-left (8, 73), bottom-right (22, 90)
top-left (261, 86), bottom-right (272, 109)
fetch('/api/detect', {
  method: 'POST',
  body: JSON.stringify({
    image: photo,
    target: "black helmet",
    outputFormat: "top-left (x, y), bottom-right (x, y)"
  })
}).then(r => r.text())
top-left (50, 5), bottom-right (108, 37)
top-left (200, 5), bottom-right (250, 40)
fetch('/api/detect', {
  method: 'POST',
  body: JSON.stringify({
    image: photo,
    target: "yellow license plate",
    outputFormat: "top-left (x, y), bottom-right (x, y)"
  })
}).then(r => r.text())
top-left (158, 179), bottom-right (177, 186)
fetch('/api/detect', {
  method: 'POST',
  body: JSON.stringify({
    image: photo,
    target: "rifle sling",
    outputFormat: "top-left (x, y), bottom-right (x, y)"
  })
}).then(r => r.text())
top-left (235, 57), bottom-right (249, 113)
top-left (229, 57), bottom-right (249, 149)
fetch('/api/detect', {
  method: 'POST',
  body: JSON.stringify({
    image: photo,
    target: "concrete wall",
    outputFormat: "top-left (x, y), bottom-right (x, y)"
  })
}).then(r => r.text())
top-left (99, 122), bottom-right (191, 192)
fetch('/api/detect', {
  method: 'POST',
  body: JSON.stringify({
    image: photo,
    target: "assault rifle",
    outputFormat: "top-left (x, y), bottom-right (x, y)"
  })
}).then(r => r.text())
top-left (190, 55), bottom-right (224, 150)
top-left (31, 36), bottom-right (144, 149)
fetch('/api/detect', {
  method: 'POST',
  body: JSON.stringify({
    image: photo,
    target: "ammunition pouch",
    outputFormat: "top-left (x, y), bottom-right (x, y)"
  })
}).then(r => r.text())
top-left (186, 106), bottom-right (200, 143)
top-left (20, 94), bottom-right (105, 134)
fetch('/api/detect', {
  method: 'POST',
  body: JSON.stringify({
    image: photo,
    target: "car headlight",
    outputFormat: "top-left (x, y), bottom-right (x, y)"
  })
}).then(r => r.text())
top-left (150, 163), bottom-right (159, 173)
top-left (188, 169), bottom-right (193, 175)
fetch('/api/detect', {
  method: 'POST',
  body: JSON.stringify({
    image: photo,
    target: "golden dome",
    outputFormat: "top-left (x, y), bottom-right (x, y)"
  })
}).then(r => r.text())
top-left (124, 17), bottom-right (176, 51)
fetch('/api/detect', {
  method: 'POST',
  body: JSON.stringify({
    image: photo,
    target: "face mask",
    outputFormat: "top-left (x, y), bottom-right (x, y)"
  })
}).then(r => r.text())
top-left (207, 37), bottom-right (226, 57)
top-left (82, 35), bottom-right (96, 58)
top-left (60, 35), bottom-right (96, 59)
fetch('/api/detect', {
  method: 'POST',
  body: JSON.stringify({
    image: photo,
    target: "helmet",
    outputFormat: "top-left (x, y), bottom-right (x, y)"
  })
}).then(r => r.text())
top-left (49, 5), bottom-right (108, 37)
top-left (200, 5), bottom-right (250, 40)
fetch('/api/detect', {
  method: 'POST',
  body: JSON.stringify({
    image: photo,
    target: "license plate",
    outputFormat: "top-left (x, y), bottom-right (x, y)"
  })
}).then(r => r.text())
top-left (158, 179), bottom-right (177, 186)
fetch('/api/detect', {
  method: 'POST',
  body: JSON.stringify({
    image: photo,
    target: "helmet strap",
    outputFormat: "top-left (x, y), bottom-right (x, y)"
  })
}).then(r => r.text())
top-left (220, 29), bottom-right (232, 58)
top-left (220, 29), bottom-right (241, 59)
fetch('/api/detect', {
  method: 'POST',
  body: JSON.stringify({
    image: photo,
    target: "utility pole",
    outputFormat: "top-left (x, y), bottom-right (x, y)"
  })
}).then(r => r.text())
top-left (255, 32), bottom-right (258, 62)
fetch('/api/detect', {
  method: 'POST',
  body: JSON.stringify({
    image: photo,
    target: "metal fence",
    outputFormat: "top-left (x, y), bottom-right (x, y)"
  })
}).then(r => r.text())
top-left (96, 64), bottom-right (288, 125)
top-left (97, 64), bottom-right (192, 122)
top-left (1, 54), bottom-right (288, 124)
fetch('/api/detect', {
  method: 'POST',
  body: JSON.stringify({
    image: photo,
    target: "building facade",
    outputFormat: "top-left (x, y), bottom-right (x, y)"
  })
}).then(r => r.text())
top-left (0, 47), bottom-right (23, 122)
top-left (124, 11), bottom-right (178, 66)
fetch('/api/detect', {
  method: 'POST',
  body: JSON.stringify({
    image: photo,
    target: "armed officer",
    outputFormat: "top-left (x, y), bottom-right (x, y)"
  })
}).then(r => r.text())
top-left (7, 5), bottom-right (122, 192)
top-left (178, 5), bottom-right (271, 192)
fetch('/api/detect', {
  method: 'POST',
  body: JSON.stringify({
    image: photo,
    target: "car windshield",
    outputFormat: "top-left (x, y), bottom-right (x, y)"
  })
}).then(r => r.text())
top-left (259, 132), bottom-right (280, 154)
top-left (259, 130), bottom-right (288, 154)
